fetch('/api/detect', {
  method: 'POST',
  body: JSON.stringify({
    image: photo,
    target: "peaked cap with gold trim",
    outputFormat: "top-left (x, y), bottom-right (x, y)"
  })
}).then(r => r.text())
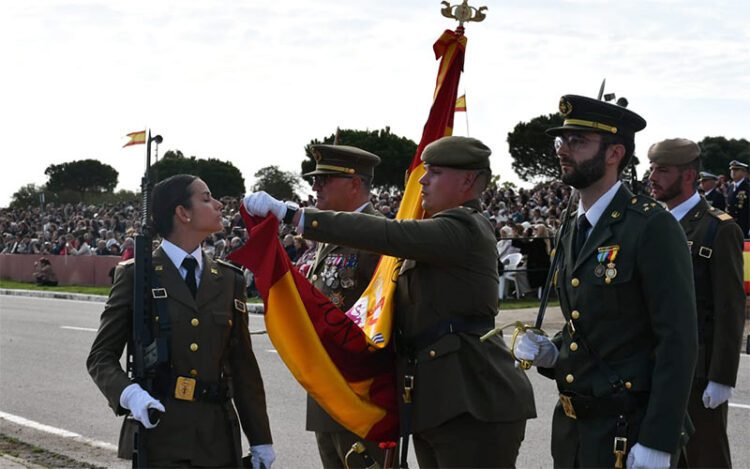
top-left (546, 94), bottom-right (647, 141)
top-left (303, 144), bottom-right (381, 179)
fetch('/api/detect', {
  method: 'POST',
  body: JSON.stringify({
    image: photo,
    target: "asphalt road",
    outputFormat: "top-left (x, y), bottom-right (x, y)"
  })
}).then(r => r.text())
top-left (1, 295), bottom-right (748, 468)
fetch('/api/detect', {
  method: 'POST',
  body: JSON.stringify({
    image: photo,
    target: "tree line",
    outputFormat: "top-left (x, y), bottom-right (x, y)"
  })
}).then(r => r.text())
top-left (8, 120), bottom-right (749, 209)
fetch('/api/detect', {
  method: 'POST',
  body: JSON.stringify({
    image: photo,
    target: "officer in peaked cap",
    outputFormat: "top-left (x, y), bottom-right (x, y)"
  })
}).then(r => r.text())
top-left (304, 144), bottom-right (381, 180)
top-left (245, 135), bottom-right (536, 468)
top-left (647, 138), bottom-right (744, 468)
top-left (698, 171), bottom-right (726, 210)
top-left (726, 159), bottom-right (750, 235)
top-left (515, 95), bottom-right (697, 469)
top-left (300, 143), bottom-right (389, 469)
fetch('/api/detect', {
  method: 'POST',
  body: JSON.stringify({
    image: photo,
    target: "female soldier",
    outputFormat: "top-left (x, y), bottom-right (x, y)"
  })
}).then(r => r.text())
top-left (87, 175), bottom-right (274, 468)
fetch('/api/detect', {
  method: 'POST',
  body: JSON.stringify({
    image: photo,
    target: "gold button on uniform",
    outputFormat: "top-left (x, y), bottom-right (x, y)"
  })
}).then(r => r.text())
top-left (312, 220), bottom-right (319, 228)
top-left (625, 381), bottom-right (633, 390)
top-left (429, 350), bottom-right (436, 358)
top-left (189, 369), bottom-right (198, 377)
top-left (228, 319), bottom-right (233, 327)
top-left (191, 318), bottom-right (199, 327)
top-left (571, 310), bottom-right (580, 320)
top-left (571, 278), bottom-right (580, 287)
top-left (569, 342), bottom-right (578, 351)
top-left (190, 343), bottom-right (199, 352)
top-left (565, 374), bottom-right (575, 384)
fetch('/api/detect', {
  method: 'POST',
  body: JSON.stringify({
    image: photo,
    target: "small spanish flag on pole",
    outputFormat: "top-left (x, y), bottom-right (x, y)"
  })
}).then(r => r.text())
top-left (455, 94), bottom-right (467, 112)
top-left (123, 130), bottom-right (147, 148)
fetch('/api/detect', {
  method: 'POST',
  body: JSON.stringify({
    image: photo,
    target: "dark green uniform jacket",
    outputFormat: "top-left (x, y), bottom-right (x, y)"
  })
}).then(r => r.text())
top-left (305, 203), bottom-right (383, 432)
top-left (87, 248), bottom-right (272, 466)
top-left (726, 178), bottom-right (750, 236)
top-left (541, 185), bottom-right (698, 467)
top-left (303, 199), bottom-right (536, 434)
top-left (681, 197), bottom-right (744, 467)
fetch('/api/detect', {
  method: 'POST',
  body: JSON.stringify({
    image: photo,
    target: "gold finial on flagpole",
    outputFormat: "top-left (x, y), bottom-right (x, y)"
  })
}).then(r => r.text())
top-left (440, 0), bottom-right (487, 29)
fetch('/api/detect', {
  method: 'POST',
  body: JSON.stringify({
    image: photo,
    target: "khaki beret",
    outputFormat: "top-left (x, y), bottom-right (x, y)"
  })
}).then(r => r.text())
top-left (421, 136), bottom-right (491, 170)
top-left (647, 138), bottom-right (700, 166)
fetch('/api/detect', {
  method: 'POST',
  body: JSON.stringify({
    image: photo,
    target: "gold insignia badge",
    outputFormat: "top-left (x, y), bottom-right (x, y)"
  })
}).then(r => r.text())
top-left (559, 98), bottom-right (573, 116)
top-left (174, 376), bottom-right (196, 401)
top-left (210, 267), bottom-right (219, 276)
top-left (313, 149), bottom-right (323, 162)
top-left (154, 264), bottom-right (164, 271)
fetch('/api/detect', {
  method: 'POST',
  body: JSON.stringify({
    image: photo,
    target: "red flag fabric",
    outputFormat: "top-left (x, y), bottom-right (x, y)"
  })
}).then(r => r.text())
top-left (228, 28), bottom-right (467, 442)
top-left (455, 94), bottom-right (467, 112)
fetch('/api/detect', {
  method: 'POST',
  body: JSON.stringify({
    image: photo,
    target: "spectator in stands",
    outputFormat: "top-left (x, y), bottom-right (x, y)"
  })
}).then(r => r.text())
top-left (33, 257), bottom-right (58, 286)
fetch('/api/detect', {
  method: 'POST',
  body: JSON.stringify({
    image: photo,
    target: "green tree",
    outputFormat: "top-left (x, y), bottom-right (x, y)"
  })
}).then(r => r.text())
top-left (153, 150), bottom-right (246, 198)
top-left (507, 113), bottom-right (564, 182)
top-left (251, 166), bottom-right (302, 201)
top-left (698, 137), bottom-right (750, 176)
top-left (9, 184), bottom-right (46, 209)
top-left (44, 159), bottom-right (119, 197)
top-left (302, 127), bottom-right (417, 189)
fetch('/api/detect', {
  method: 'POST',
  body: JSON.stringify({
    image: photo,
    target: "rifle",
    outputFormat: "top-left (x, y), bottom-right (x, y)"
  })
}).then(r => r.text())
top-left (128, 131), bottom-right (165, 468)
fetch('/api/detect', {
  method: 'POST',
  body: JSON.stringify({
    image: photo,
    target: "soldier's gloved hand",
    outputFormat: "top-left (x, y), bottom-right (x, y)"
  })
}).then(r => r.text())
top-left (250, 444), bottom-right (276, 469)
top-left (119, 383), bottom-right (165, 429)
top-left (243, 192), bottom-right (287, 221)
top-left (514, 330), bottom-right (558, 368)
top-left (626, 443), bottom-right (670, 469)
top-left (702, 381), bottom-right (733, 409)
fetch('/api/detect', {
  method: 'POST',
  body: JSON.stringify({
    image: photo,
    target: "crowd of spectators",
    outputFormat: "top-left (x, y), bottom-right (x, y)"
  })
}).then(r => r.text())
top-left (1, 181), bottom-right (571, 297)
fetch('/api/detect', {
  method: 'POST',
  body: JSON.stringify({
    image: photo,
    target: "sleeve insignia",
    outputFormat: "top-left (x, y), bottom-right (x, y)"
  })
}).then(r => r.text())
top-left (234, 299), bottom-right (247, 313)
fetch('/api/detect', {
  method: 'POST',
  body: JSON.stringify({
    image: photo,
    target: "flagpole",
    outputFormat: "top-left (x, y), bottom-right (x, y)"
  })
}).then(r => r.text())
top-left (464, 91), bottom-right (470, 137)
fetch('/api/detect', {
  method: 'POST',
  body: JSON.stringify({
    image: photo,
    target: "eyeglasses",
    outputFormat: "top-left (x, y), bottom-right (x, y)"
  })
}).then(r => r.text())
top-left (554, 134), bottom-right (599, 152)
top-left (311, 174), bottom-right (353, 187)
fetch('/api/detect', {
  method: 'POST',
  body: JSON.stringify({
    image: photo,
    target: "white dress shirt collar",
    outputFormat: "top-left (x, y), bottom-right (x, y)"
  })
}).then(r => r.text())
top-left (577, 180), bottom-right (622, 232)
top-left (669, 191), bottom-right (701, 222)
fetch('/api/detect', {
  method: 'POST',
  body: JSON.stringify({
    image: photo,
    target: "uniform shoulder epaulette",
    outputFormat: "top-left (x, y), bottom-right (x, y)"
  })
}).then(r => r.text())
top-left (707, 206), bottom-right (733, 222)
top-left (627, 194), bottom-right (665, 216)
top-left (118, 258), bottom-right (135, 266)
top-left (216, 259), bottom-right (244, 275)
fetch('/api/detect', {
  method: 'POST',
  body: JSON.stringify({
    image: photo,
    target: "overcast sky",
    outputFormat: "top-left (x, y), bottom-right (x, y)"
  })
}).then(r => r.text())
top-left (1, 0), bottom-right (748, 207)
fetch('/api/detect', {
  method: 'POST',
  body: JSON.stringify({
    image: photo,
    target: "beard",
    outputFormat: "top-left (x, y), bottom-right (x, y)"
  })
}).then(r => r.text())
top-left (652, 176), bottom-right (683, 203)
top-left (560, 145), bottom-right (607, 189)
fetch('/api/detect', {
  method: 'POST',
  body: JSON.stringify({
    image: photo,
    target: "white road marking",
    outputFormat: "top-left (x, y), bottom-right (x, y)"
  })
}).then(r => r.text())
top-left (0, 411), bottom-right (117, 451)
top-left (729, 402), bottom-right (750, 410)
top-left (60, 326), bottom-right (98, 332)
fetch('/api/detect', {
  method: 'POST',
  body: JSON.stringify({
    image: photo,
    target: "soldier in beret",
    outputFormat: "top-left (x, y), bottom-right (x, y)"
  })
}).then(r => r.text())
top-left (513, 95), bottom-right (697, 469)
top-left (725, 160), bottom-right (750, 236)
top-left (245, 135), bottom-right (536, 468)
top-left (648, 139), bottom-right (744, 468)
top-left (698, 171), bottom-right (726, 211)
top-left (298, 144), bottom-right (390, 469)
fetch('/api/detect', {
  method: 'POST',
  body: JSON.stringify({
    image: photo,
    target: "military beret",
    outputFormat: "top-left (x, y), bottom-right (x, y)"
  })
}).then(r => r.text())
top-left (421, 136), bottom-right (491, 170)
top-left (546, 94), bottom-right (647, 140)
top-left (647, 138), bottom-right (700, 166)
top-left (698, 171), bottom-right (718, 181)
top-left (729, 160), bottom-right (748, 170)
top-left (304, 144), bottom-right (381, 179)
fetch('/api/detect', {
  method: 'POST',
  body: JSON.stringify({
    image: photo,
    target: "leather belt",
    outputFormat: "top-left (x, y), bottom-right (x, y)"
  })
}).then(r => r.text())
top-left (171, 376), bottom-right (228, 403)
top-left (559, 391), bottom-right (645, 420)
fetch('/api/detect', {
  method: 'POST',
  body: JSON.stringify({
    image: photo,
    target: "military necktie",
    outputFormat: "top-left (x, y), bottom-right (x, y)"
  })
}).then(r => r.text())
top-left (182, 256), bottom-right (198, 298)
top-left (574, 214), bottom-right (591, 260)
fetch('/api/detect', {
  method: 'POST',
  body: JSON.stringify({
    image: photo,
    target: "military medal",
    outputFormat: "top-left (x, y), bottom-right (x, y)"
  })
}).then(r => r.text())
top-left (596, 245), bottom-right (619, 284)
top-left (340, 276), bottom-right (354, 289)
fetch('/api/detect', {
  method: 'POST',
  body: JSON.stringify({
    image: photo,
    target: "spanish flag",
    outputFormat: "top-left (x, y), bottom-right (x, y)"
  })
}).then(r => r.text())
top-left (123, 130), bottom-right (146, 148)
top-left (455, 94), bottom-right (467, 112)
top-left (228, 28), bottom-right (467, 441)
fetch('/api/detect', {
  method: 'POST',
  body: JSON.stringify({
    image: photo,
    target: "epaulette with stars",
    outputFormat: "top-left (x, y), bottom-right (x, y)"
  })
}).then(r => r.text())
top-left (626, 194), bottom-right (665, 216)
top-left (707, 206), bottom-right (734, 222)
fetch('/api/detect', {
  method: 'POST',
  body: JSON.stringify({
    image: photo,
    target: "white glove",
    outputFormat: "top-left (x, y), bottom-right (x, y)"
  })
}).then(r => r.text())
top-left (119, 383), bottom-right (165, 429)
top-left (250, 444), bottom-right (276, 469)
top-left (626, 443), bottom-right (670, 469)
top-left (243, 191), bottom-right (287, 221)
top-left (702, 381), bottom-right (733, 409)
top-left (513, 330), bottom-right (559, 368)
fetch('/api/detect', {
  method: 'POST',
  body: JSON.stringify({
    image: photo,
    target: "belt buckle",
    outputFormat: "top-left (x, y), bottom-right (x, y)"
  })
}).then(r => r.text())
top-left (559, 394), bottom-right (577, 419)
top-left (175, 376), bottom-right (197, 401)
